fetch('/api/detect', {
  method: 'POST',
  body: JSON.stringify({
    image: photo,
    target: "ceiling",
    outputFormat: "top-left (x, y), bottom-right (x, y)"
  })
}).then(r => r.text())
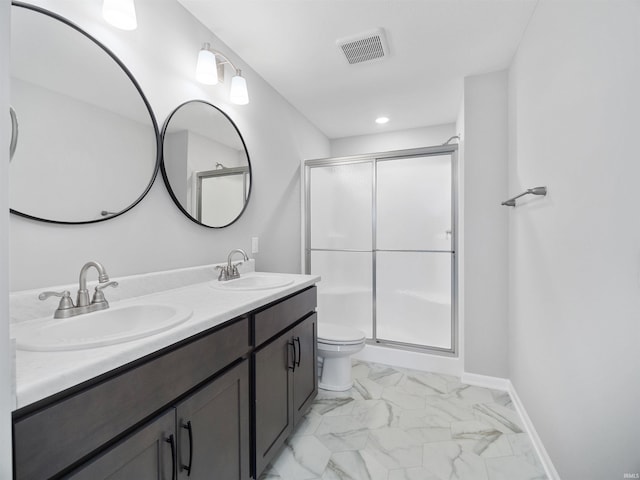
top-left (177, 0), bottom-right (538, 139)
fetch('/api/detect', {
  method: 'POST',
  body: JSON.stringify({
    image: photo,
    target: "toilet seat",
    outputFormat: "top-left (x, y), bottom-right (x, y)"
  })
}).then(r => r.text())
top-left (317, 323), bottom-right (366, 345)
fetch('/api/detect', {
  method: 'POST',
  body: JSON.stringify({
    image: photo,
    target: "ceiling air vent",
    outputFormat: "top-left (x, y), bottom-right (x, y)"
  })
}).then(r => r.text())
top-left (337, 28), bottom-right (389, 65)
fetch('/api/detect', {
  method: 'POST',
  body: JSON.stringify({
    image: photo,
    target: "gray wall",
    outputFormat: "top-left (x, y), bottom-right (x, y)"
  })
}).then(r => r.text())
top-left (508, 0), bottom-right (640, 477)
top-left (9, 0), bottom-right (330, 291)
top-left (461, 71), bottom-right (509, 378)
top-left (330, 123), bottom-right (455, 157)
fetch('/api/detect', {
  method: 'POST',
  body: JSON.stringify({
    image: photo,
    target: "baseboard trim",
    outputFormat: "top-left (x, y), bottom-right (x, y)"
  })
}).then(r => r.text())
top-left (506, 380), bottom-right (561, 480)
top-left (460, 372), bottom-right (510, 391)
top-left (353, 343), bottom-right (463, 377)
top-left (460, 371), bottom-right (560, 480)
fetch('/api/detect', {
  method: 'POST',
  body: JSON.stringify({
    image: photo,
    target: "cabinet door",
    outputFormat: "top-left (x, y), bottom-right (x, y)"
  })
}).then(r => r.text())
top-left (176, 360), bottom-right (250, 480)
top-left (67, 410), bottom-right (175, 480)
top-left (254, 332), bottom-right (294, 476)
top-left (292, 313), bottom-right (318, 425)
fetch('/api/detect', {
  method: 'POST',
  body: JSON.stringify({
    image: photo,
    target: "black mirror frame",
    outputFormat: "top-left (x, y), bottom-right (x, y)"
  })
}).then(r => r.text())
top-left (10, 1), bottom-right (161, 225)
top-left (160, 100), bottom-right (253, 229)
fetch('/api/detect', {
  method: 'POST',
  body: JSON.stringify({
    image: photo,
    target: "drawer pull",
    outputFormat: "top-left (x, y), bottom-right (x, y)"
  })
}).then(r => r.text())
top-left (288, 340), bottom-right (296, 372)
top-left (165, 434), bottom-right (176, 480)
top-left (294, 337), bottom-right (301, 367)
top-left (182, 420), bottom-right (194, 476)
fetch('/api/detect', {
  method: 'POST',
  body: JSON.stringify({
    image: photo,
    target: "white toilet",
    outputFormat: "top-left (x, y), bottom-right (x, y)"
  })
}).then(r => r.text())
top-left (317, 323), bottom-right (366, 391)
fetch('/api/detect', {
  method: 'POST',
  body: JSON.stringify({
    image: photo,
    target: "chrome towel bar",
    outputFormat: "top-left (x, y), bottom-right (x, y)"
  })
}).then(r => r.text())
top-left (502, 186), bottom-right (547, 207)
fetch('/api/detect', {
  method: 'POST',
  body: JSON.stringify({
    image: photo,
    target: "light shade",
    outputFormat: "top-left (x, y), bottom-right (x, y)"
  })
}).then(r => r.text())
top-left (375, 116), bottom-right (390, 124)
top-left (230, 71), bottom-right (249, 105)
top-left (196, 45), bottom-right (219, 85)
top-left (102, 0), bottom-right (137, 31)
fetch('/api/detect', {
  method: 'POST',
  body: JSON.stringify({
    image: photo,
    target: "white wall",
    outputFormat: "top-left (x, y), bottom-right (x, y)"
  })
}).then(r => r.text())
top-left (9, 0), bottom-right (330, 291)
top-left (330, 123), bottom-right (455, 157)
top-left (508, 0), bottom-right (640, 477)
top-left (462, 71), bottom-right (509, 378)
top-left (0, 0), bottom-right (13, 475)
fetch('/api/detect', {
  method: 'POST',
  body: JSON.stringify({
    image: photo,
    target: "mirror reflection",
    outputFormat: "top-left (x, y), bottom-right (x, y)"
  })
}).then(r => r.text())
top-left (10, 3), bottom-right (159, 224)
top-left (162, 100), bottom-right (252, 228)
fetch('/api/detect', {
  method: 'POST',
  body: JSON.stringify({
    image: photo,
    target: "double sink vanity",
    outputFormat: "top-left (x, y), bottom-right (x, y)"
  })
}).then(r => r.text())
top-left (9, 3), bottom-right (319, 478)
top-left (10, 261), bottom-right (320, 480)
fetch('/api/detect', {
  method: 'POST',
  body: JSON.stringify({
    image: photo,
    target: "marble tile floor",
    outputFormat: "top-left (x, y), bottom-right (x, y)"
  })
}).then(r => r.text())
top-left (259, 361), bottom-right (547, 480)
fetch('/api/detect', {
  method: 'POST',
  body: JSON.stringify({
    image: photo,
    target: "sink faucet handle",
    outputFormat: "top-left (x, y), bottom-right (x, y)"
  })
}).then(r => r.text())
top-left (38, 290), bottom-right (74, 310)
top-left (215, 265), bottom-right (228, 281)
top-left (95, 281), bottom-right (118, 291)
top-left (92, 281), bottom-right (118, 304)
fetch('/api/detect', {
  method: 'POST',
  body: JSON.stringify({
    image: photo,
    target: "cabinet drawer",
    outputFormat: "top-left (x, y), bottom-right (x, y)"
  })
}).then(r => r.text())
top-left (253, 286), bottom-right (317, 346)
top-left (13, 317), bottom-right (250, 480)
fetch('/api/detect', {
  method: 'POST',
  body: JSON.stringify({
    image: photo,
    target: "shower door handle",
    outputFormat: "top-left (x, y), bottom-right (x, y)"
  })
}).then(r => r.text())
top-left (9, 106), bottom-right (18, 162)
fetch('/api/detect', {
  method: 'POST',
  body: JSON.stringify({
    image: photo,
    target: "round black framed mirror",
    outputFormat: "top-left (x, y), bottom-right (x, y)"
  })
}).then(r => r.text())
top-left (161, 100), bottom-right (252, 228)
top-left (9, 2), bottom-right (160, 224)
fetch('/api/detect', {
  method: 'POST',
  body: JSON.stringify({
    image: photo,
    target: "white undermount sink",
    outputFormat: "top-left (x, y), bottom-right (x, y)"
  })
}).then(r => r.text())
top-left (211, 273), bottom-right (294, 291)
top-left (12, 303), bottom-right (192, 351)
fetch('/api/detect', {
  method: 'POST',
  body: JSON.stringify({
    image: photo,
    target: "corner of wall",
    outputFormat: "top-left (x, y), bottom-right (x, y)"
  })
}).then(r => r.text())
top-left (461, 70), bottom-right (509, 379)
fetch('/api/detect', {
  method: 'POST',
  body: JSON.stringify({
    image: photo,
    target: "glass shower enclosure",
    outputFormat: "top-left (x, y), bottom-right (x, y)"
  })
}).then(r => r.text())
top-left (304, 145), bottom-right (458, 354)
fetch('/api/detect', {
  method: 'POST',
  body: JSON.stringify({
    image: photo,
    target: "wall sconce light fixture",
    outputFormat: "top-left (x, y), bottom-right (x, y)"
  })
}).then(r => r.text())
top-left (196, 43), bottom-right (249, 105)
top-left (102, 0), bottom-right (137, 31)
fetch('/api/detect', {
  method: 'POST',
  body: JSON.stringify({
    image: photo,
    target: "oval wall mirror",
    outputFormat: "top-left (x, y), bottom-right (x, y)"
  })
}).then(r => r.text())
top-left (9, 2), bottom-right (160, 224)
top-left (161, 100), bottom-right (252, 228)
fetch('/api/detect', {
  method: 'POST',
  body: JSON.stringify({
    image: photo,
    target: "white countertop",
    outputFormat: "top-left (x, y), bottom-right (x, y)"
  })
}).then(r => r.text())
top-left (12, 270), bottom-right (320, 410)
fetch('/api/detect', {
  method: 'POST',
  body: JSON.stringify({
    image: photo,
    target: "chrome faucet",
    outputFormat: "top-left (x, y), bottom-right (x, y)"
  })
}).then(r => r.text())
top-left (216, 249), bottom-right (249, 281)
top-left (39, 261), bottom-right (118, 318)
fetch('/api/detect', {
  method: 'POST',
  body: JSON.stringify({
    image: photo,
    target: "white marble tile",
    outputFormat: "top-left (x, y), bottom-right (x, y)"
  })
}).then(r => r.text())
top-left (352, 376), bottom-right (385, 400)
top-left (264, 361), bottom-right (549, 480)
top-left (381, 386), bottom-right (427, 411)
top-left (351, 398), bottom-right (405, 429)
top-left (399, 371), bottom-right (450, 396)
top-left (398, 409), bottom-right (451, 430)
top-left (271, 436), bottom-right (331, 480)
top-left (351, 361), bottom-right (371, 380)
top-left (423, 395), bottom-right (478, 422)
top-left (507, 434), bottom-right (547, 471)
top-left (422, 441), bottom-right (489, 480)
top-left (447, 384), bottom-right (497, 405)
top-left (310, 395), bottom-right (358, 417)
top-left (485, 455), bottom-right (548, 480)
top-left (292, 411), bottom-right (323, 437)
top-left (451, 420), bottom-right (513, 458)
top-left (405, 425), bottom-right (453, 445)
top-left (365, 428), bottom-right (423, 469)
top-left (316, 415), bottom-right (370, 452)
top-left (322, 450), bottom-right (389, 480)
top-left (490, 391), bottom-right (514, 408)
top-left (472, 404), bottom-right (523, 434)
top-left (367, 364), bottom-right (405, 387)
top-left (388, 466), bottom-right (441, 480)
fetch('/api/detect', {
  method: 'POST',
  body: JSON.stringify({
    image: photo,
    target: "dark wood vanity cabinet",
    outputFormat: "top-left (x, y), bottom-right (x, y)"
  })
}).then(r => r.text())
top-left (12, 285), bottom-right (318, 480)
top-left (67, 360), bottom-right (250, 480)
top-left (253, 288), bottom-right (318, 477)
top-left (175, 360), bottom-right (250, 480)
top-left (67, 409), bottom-right (176, 480)
top-left (13, 317), bottom-right (251, 480)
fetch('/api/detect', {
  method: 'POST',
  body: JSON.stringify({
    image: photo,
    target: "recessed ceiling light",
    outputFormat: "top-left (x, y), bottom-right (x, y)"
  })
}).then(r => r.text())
top-left (375, 116), bottom-right (389, 124)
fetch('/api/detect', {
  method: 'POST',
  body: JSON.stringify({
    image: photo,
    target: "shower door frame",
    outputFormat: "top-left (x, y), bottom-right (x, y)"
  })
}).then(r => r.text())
top-left (304, 144), bottom-right (459, 356)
